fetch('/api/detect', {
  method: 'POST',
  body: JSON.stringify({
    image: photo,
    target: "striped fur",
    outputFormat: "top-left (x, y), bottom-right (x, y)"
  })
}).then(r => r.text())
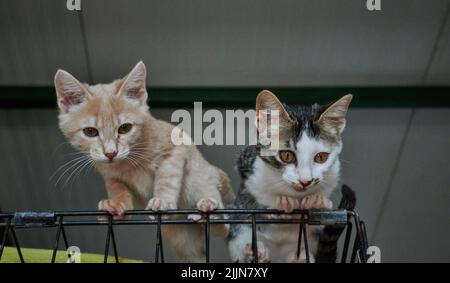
top-left (316, 185), bottom-right (356, 263)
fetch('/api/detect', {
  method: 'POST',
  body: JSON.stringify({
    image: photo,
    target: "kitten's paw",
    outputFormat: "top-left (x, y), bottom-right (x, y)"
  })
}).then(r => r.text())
top-left (188, 198), bottom-right (223, 221)
top-left (243, 242), bottom-right (270, 263)
top-left (300, 194), bottom-right (332, 210)
top-left (291, 256), bottom-right (306, 263)
top-left (290, 254), bottom-right (308, 263)
top-left (98, 199), bottom-right (128, 220)
top-left (146, 198), bottom-right (175, 220)
top-left (276, 196), bottom-right (300, 213)
top-left (289, 251), bottom-right (315, 263)
top-left (196, 197), bottom-right (221, 212)
top-left (146, 197), bottom-right (175, 211)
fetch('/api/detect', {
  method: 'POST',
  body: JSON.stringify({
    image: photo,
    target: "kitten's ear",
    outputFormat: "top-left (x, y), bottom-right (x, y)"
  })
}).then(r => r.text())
top-left (118, 61), bottom-right (148, 105)
top-left (54, 70), bottom-right (89, 113)
top-left (316, 94), bottom-right (353, 135)
top-left (255, 90), bottom-right (294, 136)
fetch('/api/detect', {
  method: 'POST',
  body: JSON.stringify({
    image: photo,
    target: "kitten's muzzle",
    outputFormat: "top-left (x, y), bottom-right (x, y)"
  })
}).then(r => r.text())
top-left (292, 183), bottom-right (307, 192)
top-left (104, 151), bottom-right (118, 161)
top-left (292, 180), bottom-right (314, 192)
top-left (300, 180), bottom-right (312, 187)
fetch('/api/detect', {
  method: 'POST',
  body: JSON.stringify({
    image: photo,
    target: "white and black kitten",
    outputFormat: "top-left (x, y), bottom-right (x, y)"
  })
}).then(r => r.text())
top-left (228, 90), bottom-right (353, 263)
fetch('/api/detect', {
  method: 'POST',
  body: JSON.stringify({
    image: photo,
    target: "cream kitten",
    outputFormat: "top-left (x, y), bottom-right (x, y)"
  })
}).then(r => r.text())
top-left (54, 61), bottom-right (235, 262)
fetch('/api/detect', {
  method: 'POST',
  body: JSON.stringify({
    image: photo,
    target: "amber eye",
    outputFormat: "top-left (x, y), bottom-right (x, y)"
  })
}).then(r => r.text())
top-left (279, 150), bottom-right (296, 164)
top-left (314, 152), bottom-right (329, 164)
top-left (82, 127), bottom-right (98, 137)
top-left (118, 123), bottom-right (133, 134)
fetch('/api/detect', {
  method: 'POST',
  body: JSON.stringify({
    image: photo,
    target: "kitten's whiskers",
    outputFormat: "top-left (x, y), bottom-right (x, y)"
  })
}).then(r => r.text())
top-left (66, 157), bottom-right (93, 188)
top-left (53, 155), bottom-right (89, 187)
top-left (50, 155), bottom-right (89, 181)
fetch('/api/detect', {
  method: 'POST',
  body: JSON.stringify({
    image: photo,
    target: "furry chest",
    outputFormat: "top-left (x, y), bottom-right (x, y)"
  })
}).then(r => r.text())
top-left (260, 224), bottom-right (300, 243)
top-left (259, 224), bottom-right (320, 262)
top-left (126, 171), bottom-right (155, 201)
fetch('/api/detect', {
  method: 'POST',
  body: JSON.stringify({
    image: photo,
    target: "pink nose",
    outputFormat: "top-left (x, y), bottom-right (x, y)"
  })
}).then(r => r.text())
top-left (300, 180), bottom-right (312, 187)
top-left (104, 151), bottom-right (117, 161)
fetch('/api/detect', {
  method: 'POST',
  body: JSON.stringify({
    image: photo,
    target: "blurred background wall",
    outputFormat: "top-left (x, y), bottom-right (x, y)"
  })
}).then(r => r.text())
top-left (0, 0), bottom-right (449, 262)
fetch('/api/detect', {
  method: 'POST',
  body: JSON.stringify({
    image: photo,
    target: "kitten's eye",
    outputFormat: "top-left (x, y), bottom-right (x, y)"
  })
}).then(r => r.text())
top-left (279, 150), bottom-right (296, 164)
top-left (118, 123), bottom-right (133, 134)
top-left (314, 152), bottom-right (329, 164)
top-left (82, 127), bottom-right (99, 137)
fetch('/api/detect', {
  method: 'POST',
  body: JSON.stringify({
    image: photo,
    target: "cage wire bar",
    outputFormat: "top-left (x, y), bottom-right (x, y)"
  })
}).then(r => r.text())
top-left (0, 209), bottom-right (369, 263)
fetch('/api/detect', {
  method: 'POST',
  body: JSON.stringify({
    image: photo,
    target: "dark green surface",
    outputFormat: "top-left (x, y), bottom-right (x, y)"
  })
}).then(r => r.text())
top-left (1, 86), bottom-right (449, 108)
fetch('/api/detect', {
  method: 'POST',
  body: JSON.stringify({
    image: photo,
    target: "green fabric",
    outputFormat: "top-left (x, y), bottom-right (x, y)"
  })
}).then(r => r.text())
top-left (0, 246), bottom-right (143, 263)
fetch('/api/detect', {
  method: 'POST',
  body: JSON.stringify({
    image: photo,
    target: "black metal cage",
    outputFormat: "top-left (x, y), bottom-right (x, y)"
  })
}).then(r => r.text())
top-left (0, 209), bottom-right (369, 263)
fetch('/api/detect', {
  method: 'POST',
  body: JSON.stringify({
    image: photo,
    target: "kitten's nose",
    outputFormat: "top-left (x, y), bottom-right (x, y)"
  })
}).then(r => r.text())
top-left (104, 151), bottom-right (118, 161)
top-left (300, 180), bottom-right (312, 187)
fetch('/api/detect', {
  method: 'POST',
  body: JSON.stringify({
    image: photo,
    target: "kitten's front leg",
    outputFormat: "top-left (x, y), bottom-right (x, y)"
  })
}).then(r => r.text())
top-left (146, 148), bottom-right (186, 212)
top-left (99, 180), bottom-right (134, 220)
top-left (300, 193), bottom-right (332, 209)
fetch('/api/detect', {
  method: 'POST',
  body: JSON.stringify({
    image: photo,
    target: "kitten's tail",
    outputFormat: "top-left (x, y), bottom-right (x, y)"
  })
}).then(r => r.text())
top-left (315, 185), bottom-right (356, 263)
